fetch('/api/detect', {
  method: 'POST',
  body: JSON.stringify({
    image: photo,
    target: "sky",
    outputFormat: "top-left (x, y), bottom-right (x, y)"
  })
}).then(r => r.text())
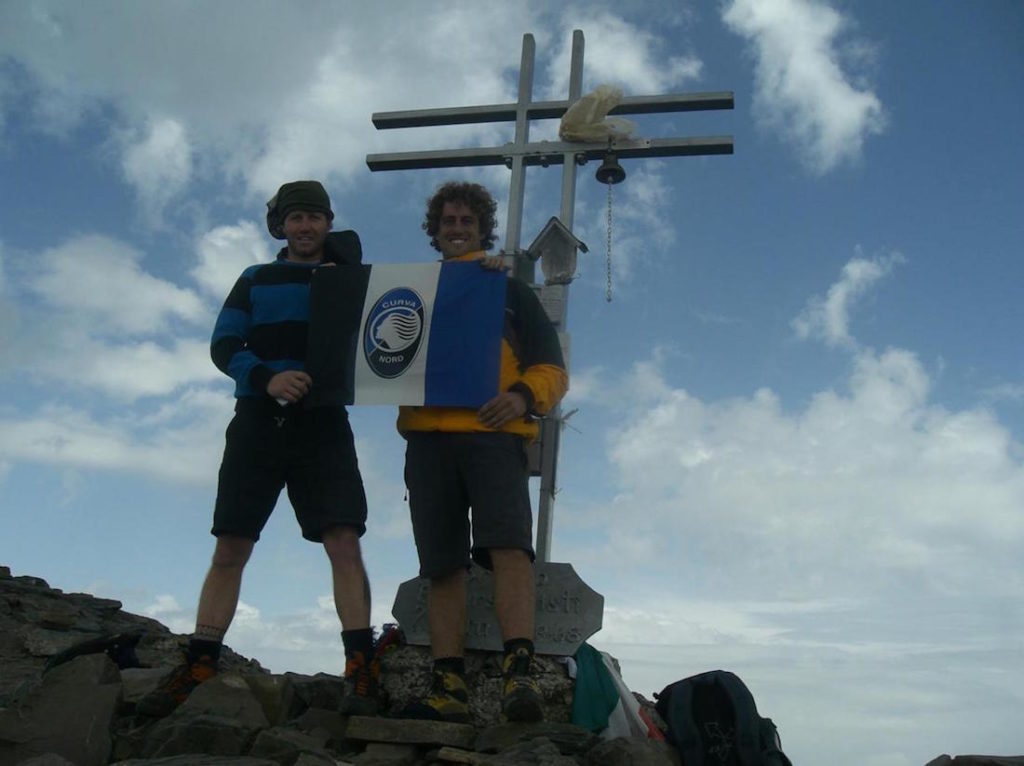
top-left (1, 1), bottom-right (1022, 764)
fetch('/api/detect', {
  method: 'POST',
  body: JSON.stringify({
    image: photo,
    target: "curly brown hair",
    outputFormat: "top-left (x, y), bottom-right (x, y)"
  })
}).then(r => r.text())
top-left (422, 181), bottom-right (498, 252)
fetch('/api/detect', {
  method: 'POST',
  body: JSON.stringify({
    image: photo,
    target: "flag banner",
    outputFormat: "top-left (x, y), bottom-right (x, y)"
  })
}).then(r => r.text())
top-left (306, 262), bottom-right (505, 407)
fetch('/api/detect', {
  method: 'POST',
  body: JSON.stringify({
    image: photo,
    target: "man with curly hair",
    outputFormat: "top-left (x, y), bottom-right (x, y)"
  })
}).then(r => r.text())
top-left (399, 181), bottom-right (568, 723)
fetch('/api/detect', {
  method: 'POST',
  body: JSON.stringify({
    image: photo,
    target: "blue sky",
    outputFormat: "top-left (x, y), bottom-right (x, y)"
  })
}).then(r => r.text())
top-left (2, 2), bottom-right (1023, 764)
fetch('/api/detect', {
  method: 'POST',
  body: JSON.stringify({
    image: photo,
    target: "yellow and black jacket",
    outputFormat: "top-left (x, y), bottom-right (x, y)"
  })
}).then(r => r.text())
top-left (397, 252), bottom-right (568, 441)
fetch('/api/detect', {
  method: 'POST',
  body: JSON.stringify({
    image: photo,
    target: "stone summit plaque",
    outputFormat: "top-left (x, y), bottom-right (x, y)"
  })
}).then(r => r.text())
top-left (391, 562), bottom-right (603, 656)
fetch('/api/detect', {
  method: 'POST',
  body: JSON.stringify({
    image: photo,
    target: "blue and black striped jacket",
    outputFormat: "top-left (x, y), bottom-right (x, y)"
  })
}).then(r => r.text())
top-left (210, 251), bottom-right (319, 399)
top-left (211, 232), bottom-right (362, 400)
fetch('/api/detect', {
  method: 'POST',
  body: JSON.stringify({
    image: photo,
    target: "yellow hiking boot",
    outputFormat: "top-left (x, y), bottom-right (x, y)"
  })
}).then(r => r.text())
top-left (398, 669), bottom-right (471, 723)
top-left (501, 646), bottom-right (543, 722)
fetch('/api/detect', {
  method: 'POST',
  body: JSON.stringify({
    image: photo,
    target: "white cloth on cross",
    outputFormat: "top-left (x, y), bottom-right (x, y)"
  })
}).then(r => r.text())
top-left (559, 84), bottom-right (636, 142)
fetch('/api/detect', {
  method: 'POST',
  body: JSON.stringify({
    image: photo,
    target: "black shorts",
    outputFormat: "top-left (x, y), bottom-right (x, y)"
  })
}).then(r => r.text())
top-left (404, 431), bottom-right (534, 578)
top-left (212, 400), bottom-right (367, 542)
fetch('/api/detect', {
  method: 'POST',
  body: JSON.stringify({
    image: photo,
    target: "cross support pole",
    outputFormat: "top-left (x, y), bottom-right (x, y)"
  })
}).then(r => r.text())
top-left (371, 92), bottom-right (734, 129)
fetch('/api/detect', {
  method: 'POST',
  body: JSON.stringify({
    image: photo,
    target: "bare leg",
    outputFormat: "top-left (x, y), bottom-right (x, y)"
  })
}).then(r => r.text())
top-left (428, 568), bottom-right (467, 659)
top-left (194, 534), bottom-right (255, 640)
top-left (323, 526), bottom-right (370, 629)
top-left (491, 548), bottom-right (542, 721)
top-left (490, 548), bottom-right (535, 643)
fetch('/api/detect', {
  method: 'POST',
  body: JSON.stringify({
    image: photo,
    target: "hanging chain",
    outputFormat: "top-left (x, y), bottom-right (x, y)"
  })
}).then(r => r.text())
top-left (605, 182), bottom-right (613, 302)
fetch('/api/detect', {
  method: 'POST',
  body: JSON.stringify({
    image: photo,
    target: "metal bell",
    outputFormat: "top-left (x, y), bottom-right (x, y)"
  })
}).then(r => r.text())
top-left (595, 153), bottom-right (626, 185)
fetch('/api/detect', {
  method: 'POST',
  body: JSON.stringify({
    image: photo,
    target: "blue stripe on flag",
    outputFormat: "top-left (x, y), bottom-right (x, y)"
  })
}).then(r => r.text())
top-left (424, 262), bottom-right (505, 407)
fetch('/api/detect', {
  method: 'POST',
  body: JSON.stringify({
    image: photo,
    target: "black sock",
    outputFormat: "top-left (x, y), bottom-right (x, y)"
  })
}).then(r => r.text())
top-left (186, 638), bottom-right (222, 665)
top-left (503, 638), bottom-right (534, 657)
top-left (342, 628), bottom-right (375, 660)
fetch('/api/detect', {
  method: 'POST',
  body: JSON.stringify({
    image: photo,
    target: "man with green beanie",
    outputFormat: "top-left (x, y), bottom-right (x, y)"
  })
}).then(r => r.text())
top-left (139, 180), bottom-right (378, 717)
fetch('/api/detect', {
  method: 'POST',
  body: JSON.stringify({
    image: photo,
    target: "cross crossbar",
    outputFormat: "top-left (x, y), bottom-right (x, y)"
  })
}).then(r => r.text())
top-left (366, 136), bottom-right (733, 171)
top-left (371, 92), bottom-right (734, 129)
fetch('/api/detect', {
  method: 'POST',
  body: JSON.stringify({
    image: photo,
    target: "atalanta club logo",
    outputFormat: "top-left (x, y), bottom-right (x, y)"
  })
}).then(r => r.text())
top-left (363, 286), bottom-right (425, 379)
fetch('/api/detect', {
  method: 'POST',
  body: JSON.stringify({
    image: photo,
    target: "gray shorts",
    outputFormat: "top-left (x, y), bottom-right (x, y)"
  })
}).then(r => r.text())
top-left (404, 431), bottom-right (535, 578)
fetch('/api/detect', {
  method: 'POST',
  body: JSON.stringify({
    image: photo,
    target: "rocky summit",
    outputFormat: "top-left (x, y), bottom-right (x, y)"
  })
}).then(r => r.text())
top-left (3, 565), bottom-right (1020, 766)
top-left (0, 565), bottom-right (677, 766)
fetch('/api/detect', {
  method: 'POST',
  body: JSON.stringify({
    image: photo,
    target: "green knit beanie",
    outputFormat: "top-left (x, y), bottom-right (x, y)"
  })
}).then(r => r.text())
top-left (266, 180), bottom-right (334, 239)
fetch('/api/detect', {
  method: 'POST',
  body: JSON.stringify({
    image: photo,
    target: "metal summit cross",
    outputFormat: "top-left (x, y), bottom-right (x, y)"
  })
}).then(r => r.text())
top-left (367, 29), bottom-right (733, 564)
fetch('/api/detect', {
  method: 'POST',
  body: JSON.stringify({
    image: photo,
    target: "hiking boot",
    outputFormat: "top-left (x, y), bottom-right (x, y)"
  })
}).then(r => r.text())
top-left (501, 647), bottom-right (543, 722)
top-left (397, 669), bottom-right (471, 723)
top-left (338, 650), bottom-right (380, 716)
top-left (136, 654), bottom-right (217, 717)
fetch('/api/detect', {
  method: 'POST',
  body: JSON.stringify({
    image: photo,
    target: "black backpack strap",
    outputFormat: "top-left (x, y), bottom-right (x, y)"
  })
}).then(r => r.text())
top-left (660, 677), bottom-right (705, 766)
top-left (711, 671), bottom-right (763, 766)
top-left (760, 718), bottom-right (793, 766)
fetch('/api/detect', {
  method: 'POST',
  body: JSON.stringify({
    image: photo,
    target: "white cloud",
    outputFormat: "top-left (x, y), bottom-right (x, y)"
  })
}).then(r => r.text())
top-left (29, 234), bottom-right (206, 334)
top-left (546, 11), bottom-right (702, 96)
top-left (599, 595), bottom-right (851, 646)
top-left (119, 116), bottom-right (193, 222)
top-left (192, 221), bottom-right (271, 299)
top-left (143, 594), bottom-right (192, 634)
top-left (560, 225), bottom-right (1020, 622)
top-left (0, 393), bottom-right (229, 485)
top-left (576, 163), bottom-right (677, 295)
top-left (983, 382), bottom-right (1024, 405)
top-left (77, 339), bottom-right (222, 400)
top-left (0, 245), bottom-right (18, 358)
top-left (0, 4), bottom-right (704, 216)
top-left (596, 637), bottom-right (1024, 766)
top-left (0, 3), bottom-right (341, 134)
top-left (563, 347), bottom-right (1024, 607)
top-left (722, 0), bottom-right (886, 174)
top-left (0, 69), bottom-right (13, 139)
top-left (243, 6), bottom-right (533, 195)
top-left (552, 351), bottom-right (1024, 766)
top-left (562, 365), bottom-right (607, 407)
top-left (139, 595), bottom-right (286, 640)
top-left (0, 2), bottom-right (541, 208)
top-left (210, 588), bottom-right (408, 674)
top-left (792, 250), bottom-right (905, 347)
top-left (692, 308), bottom-right (741, 326)
top-left (137, 590), bottom-right (354, 673)
top-left (11, 234), bottom-right (220, 399)
top-left (21, 327), bottom-right (221, 403)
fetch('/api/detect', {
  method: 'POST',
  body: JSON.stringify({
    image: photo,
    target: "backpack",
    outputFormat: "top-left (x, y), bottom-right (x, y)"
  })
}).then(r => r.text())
top-left (654, 669), bottom-right (793, 766)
